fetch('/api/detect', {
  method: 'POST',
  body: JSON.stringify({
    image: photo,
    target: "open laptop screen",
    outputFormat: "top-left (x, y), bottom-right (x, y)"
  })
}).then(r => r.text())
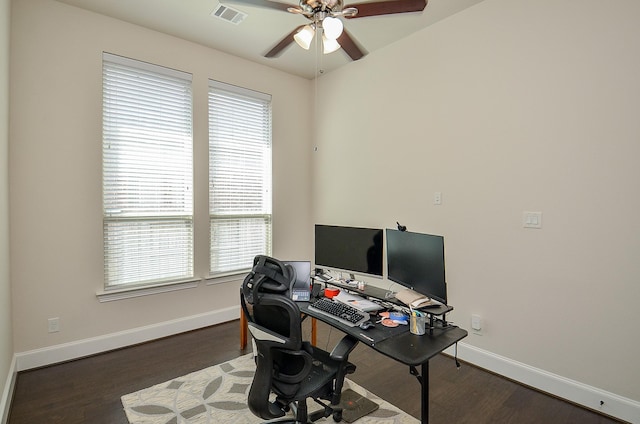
top-left (284, 260), bottom-right (311, 301)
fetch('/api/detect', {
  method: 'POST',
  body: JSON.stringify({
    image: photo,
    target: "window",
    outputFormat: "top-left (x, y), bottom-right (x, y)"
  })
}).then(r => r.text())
top-left (208, 80), bottom-right (272, 275)
top-left (101, 54), bottom-right (271, 292)
top-left (102, 53), bottom-right (194, 289)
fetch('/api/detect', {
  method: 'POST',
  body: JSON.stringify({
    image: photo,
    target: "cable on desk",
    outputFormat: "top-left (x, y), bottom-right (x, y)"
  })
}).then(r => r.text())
top-left (324, 324), bottom-right (334, 352)
top-left (409, 366), bottom-right (423, 386)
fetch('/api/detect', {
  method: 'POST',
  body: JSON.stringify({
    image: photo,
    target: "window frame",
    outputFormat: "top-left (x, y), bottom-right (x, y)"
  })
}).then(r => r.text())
top-left (208, 80), bottom-right (273, 278)
top-left (101, 53), bottom-right (195, 292)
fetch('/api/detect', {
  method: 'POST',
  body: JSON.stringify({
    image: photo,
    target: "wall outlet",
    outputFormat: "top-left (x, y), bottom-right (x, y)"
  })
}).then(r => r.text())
top-left (471, 314), bottom-right (482, 331)
top-left (48, 317), bottom-right (60, 333)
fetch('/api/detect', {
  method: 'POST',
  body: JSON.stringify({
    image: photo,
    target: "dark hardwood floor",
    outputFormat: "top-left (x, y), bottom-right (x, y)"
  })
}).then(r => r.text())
top-left (8, 319), bottom-right (622, 424)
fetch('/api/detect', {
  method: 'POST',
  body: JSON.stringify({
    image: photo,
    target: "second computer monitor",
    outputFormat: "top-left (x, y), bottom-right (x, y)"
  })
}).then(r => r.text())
top-left (386, 229), bottom-right (447, 304)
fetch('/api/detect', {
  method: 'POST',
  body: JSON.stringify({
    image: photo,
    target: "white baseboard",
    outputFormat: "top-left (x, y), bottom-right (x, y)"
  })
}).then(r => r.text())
top-left (445, 342), bottom-right (639, 424)
top-left (1, 355), bottom-right (17, 424)
top-left (15, 306), bottom-right (240, 372)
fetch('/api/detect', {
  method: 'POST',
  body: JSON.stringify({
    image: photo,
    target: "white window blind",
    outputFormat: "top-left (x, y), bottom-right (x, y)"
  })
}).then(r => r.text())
top-left (208, 80), bottom-right (272, 275)
top-left (103, 53), bottom-right (194, 288)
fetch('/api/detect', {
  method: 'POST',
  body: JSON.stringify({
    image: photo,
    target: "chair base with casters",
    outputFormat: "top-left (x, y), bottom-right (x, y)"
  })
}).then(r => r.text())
top-left (241, 255), bottom-right (360, 424)
top-left (248, 322), bottom-right (358, 423)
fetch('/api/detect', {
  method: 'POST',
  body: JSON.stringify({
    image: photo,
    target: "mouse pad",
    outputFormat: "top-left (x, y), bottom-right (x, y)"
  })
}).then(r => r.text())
top-left (338, 389), bottom-right (379, 423)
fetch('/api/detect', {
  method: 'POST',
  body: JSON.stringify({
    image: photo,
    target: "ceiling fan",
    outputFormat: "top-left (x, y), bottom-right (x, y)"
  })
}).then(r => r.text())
top-left (225, 0), bottom-right (428, 60)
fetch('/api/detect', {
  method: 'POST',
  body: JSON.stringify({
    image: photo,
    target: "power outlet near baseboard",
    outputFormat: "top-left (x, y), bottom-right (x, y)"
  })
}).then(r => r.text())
top-left (48, 317), bottom-right (60, 333)
top-left (471, 314), bottom-right (482, 335)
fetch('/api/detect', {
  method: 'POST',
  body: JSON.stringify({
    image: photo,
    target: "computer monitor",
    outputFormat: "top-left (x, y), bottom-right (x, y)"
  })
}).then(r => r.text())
top-left (314, 225), bottom-right (383, 277)
top-left (386, 229), bottom-right (447, 304)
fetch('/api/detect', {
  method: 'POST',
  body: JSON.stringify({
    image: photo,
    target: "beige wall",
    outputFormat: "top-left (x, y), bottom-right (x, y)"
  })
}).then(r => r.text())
top-left (1, 0), bottom-right (13, 404)
top-left (313, 0), bottom-right (640, 404)
top-left (9, 0), bottom-right (313, 352)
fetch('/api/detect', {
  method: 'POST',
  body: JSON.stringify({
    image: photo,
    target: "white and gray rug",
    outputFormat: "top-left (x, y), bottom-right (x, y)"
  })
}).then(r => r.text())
top-left (121, 353), bottom-right (418, 424)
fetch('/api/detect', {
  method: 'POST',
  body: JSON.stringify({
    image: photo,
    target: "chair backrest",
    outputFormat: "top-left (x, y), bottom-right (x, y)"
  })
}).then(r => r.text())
top-left (242, 256), bottom-right (312, 419)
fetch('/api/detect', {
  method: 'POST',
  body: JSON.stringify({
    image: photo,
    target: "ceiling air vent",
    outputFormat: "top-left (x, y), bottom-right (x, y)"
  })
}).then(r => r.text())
top-left (211, 4), bottom-right (247, 25)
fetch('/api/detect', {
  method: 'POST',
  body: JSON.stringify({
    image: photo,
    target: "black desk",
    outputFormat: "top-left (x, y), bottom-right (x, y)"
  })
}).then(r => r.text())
top-left (299, 301), bottom-right (467, 424)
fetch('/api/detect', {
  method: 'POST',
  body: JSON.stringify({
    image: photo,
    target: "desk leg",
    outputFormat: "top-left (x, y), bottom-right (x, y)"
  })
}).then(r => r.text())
top-left (240, 308), bottom-right (248, 350)
top-left (421, 361), bottom-right (430, 424)
top-left (311, 317), bottom-right (317, 346)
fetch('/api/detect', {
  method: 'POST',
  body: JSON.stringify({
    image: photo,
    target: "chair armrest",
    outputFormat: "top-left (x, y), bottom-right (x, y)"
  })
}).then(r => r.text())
top-left (329, 335), bottom-right (359, 362)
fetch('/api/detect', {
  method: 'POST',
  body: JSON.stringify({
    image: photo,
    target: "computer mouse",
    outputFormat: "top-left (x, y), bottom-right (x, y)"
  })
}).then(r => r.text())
top-left (359, 321), bottom-right (375, 330)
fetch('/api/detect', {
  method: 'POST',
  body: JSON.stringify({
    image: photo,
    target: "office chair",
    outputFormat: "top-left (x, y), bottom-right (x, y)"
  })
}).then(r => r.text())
top-left (241, 255), bottom-right (359, 423)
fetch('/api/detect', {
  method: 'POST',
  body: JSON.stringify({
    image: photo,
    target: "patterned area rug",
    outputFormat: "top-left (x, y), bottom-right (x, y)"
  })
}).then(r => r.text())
top-left (122, 353), bottom-right (418, 424)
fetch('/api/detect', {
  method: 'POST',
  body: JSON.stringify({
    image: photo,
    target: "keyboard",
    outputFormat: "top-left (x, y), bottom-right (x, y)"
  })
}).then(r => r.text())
top-left (308, 298), bottom-right (370, 327)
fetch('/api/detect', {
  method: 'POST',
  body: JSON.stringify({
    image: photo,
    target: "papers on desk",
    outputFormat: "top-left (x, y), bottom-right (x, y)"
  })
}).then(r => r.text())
top-left (334, 291), bottom-right (384, 312)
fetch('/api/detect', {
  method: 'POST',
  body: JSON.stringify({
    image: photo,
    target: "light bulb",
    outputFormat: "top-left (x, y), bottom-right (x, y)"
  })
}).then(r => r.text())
top-left (322, 35), bottom-right (341, 54)
top-left (294, 25), bottom-right (315, 50)
top-left (322, 16), bottom-right (343, 40)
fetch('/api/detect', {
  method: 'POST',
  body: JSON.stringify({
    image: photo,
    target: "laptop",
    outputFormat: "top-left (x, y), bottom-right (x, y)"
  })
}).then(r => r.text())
top-left (284, 261), bottom-right (312, 301)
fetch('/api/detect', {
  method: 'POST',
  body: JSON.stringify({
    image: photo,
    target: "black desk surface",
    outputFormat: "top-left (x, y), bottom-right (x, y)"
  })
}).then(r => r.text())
top-left (374, 326), bottom-right (467, 366)
top-left (299, 301), bottom-right (467, 367)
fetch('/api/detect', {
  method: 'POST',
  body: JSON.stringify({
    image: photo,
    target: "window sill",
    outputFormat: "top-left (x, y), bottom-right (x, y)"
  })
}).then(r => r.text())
top-left (204, 271), bottom-right (248, 286)
top-left (96, 279), bottom-right (201, 303)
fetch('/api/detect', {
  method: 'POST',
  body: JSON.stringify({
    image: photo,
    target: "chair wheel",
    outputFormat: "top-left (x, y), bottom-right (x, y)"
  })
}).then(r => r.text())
top-left (332, 411), bottom-right (342, 422)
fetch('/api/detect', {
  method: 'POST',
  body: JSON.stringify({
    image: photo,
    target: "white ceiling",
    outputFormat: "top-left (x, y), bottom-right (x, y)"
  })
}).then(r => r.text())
top-left (55, 0), bottom-right (484, 79)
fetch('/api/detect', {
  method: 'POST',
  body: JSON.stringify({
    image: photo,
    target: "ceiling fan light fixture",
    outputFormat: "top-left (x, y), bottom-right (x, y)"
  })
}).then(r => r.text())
top-left (322, 16), bottom-right (343, 40)
top-left (322, 35), bottom-right (341, 54)
top-left (294, 25), bottom-right (315, 50)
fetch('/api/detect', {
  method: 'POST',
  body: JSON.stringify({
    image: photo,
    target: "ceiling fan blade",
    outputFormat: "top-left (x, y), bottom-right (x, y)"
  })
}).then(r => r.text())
top-left (265, 25), bottom-right (306, 58)
top-left (223, 0), bottom-right (293, 13)
top-left (345, 0), bottom-right (427, 18)
top-left (337, 29), bottom-right (366, 61)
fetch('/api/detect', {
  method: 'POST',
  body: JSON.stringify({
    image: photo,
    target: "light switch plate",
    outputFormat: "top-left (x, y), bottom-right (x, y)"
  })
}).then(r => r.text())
top-left (523, 211), bottom-right (542, 229)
